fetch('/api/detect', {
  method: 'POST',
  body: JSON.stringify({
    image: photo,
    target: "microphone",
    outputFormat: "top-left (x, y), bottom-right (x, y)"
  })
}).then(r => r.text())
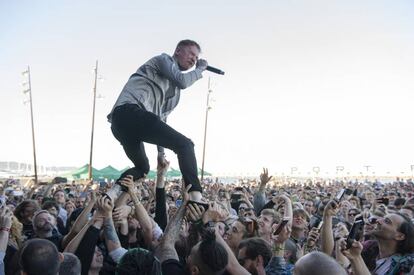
top-left (206, 66), bottom-right (225, 75)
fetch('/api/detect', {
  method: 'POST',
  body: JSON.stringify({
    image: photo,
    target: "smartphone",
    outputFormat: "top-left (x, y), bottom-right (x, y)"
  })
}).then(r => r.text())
top-left (316, 221), bottom-right (324, 230)
top-left (188, 200), bottom-right (209, 211)
top-left (346, 220), bottom-right (364, 249)
top-left (309, 217), bottom-right (322, 230)
top-left (175, 199), bottom-right (182, 208)
top-left (273, 218), bottom-right (289, 235)
top-left (335, 188), bottom-right (352, 202)
top-left (235, 187), bottom-right (244, 192)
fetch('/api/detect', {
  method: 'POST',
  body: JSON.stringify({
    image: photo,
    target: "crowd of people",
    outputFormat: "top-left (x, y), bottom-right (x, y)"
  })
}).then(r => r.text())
top-left (1, 165), bottom-right (414, 275)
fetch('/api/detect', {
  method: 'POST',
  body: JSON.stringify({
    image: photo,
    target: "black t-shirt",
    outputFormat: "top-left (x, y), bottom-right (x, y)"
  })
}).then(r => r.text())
top-left (161, 259), bottom-right (189, 275)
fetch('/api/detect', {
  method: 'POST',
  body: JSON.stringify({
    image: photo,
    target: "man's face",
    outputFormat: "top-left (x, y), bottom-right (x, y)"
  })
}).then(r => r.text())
top-left (36, 196), bottom-right (44, 205)
top-left (292, 213), bottom-right (308, 230)
top-left (304, 201), bottom-right (314, 214)
top-left (347, 209), bottom-right (359, 224)
top-left (372, 214), bottom-right (405, 242)
top-left (54, 191), bottom-right (65, 205)
top-left (76, 197), bottom-right (86, 208)
top-left (257, 214), bottom-right (273, 237)
top-left (174, 45), bottom-right (200, 71)
top-left (237, 247), bottom-right (259, 275)
top-left (224, 221), bottom-right (245, 249)
top-left (244, 208), bottom-right (256, 219)
top-left (34, 212), bottom-right (55, 233)
top-left (365, 192), bottom-right (375, 203)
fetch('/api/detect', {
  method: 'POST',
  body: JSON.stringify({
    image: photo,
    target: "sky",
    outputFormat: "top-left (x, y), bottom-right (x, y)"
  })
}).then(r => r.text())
top-left (1, 0), bottom-right (414, 177)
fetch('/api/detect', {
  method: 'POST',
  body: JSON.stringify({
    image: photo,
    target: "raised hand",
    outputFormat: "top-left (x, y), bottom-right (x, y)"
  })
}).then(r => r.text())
top-left (97, 196), bottom-right (114, 217)
top-left (260, 168), bottom-right (273, 186)
top-left (339, 238), bottom-right (363, 261)
top-left (187, 203), bottom-right (205, 222)
top-left (271, 222), bottom-right (291, 245)
top-left (0, 206), bottom-right (12, 229)
top-left (202, 202), bottom-right (227, 224)
top-left (157, 153), bottom-right (170, 177)
top-left (119, 175), bottom-right (135, 193)
top-left (324, 200), bottom-right (339, 218)
top-left (306, 227), bottom-right (320, 248)
top-left (113, 205), bottom-right (132, 222)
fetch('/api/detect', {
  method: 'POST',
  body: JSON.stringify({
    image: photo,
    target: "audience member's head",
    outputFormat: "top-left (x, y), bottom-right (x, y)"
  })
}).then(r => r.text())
top-left (373, 213), bottom-right (414, 255)
top-left (14, 200), bottom-right (39, 224)
top-left (19, 238), bottom-right (62, 275)
top-left (59, 252), bottom-right (81, 275)
top-left (33, 210), bottom-right (55, 236)
top-left (187, 231), bottom-right (228, 275)
top-left (238, 237), bottom-right (272, 275)
top-left (293, 251), bottom-right (347, 275)
top-left (53, 190), bottom-right (66, 206)
top-left (42, 200), bottom-right (60, 218)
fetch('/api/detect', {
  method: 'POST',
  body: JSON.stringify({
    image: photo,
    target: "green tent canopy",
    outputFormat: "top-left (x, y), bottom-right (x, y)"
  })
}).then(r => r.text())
top-left (166, 168), bottom-right (182, 178)
top-left (71, 164), bottom-right (104, 180)
top-left (99, 165), bottom-right (122, 180)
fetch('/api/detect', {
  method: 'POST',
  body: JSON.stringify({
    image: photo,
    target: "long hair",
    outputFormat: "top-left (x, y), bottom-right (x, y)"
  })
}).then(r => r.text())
top-left (10, 216), bottom-right (23, 248)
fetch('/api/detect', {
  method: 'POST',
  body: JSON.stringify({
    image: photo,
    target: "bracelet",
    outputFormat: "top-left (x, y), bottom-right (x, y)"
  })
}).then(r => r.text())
top-left (0, 227), bottom-right (10, 232)
top-left (272, 245), bottom-right (284, 252)
top-left (128, 205), bottom-right (135, 216)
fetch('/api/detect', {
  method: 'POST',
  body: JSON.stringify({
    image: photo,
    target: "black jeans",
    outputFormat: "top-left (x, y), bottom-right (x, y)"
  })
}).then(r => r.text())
top-left (111, 104), bottom-right (202, 193)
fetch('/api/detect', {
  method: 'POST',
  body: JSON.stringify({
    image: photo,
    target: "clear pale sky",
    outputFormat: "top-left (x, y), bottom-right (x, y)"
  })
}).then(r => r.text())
top-left (1, 0), bottom-right (414, 176)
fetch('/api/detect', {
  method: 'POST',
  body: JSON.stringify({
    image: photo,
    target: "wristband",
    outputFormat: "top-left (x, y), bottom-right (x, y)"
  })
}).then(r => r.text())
top-left (0, 227), bottom-right (10, 232)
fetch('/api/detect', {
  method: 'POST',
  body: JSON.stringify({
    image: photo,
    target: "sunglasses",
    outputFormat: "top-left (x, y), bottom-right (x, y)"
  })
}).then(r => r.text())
top-left (368, 217), bottom-right (378, 224)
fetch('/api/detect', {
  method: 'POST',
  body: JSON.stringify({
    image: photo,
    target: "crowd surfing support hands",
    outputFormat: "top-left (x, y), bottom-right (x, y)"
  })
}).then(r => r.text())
top-left (155, 183), bottom-right (192, 263)
top-left (119, 175), bottom-right (153, 247)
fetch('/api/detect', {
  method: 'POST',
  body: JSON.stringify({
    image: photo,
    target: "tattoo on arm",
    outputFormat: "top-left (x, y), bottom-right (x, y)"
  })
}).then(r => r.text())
top-left (156, 204), bottom-right (186, 262)
top-left (104, 218), bottom-right (121, 244)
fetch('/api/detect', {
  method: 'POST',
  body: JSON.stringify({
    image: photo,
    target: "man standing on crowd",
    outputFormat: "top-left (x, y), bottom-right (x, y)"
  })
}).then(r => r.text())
top-left (108, 40), bottom-right (208, 202)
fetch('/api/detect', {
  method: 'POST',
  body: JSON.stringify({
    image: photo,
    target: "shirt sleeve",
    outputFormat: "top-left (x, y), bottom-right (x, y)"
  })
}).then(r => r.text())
top-left (157, 54), bottom-right (203, 89)
top-left (253, 190), bottom-right (266, 215)
top-left (109, 247), bottom-right (128, 263)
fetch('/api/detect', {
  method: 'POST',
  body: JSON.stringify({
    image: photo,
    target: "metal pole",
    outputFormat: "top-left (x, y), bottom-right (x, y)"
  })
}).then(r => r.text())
top-left (201, 77), bottom-right (211, 181)
top-left (27, 66), bottom-right (38, 185)
top-left (88, 60), bottom-right (98, 180)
